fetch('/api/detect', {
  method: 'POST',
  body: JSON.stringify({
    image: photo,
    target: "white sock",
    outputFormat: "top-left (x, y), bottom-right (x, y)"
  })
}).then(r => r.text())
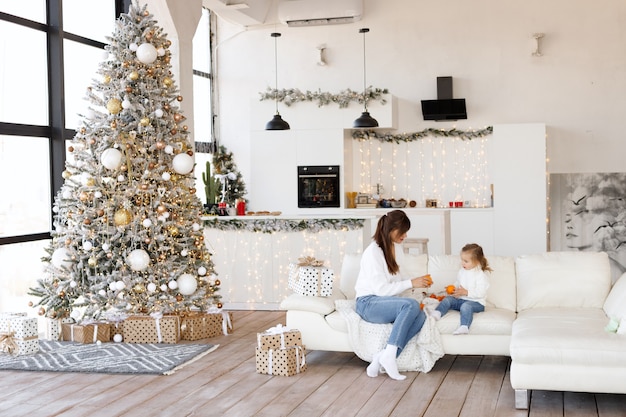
top-left (379, 345), bottom-right (406, 380)
top-left (430, 310), bottom-right (441, 321)
top-left (366, 351), bottom-right (381, 377)
top-left (453, 325), bottom-right (469, 335)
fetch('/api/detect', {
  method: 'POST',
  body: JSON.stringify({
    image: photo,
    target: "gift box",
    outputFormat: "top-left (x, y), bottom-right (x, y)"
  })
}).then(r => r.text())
top-left (0, 316), bottom-right (39, 356)
top-left (257, 325), bottom-right (302, 350)
top-left (46, 317), bottom-right (74, 341)
top-left (61, 322), bottom-right (110, 344)
top-left (255, 345), bottom-right (307, 376)
top-left (109, 321), bottom-right (124, 342)
top-left (288, 257), bottom-right (334, 297)
top-left (180, 311), bottom-right (233, 341)
top-left (0, 312), bottom-right (27, 333)
top-left (123, 314), bottom-right (180, 344)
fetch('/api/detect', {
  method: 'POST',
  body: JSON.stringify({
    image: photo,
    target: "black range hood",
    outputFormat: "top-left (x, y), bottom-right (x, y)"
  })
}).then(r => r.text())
top-left (421, 76), bottom-right (467, 121)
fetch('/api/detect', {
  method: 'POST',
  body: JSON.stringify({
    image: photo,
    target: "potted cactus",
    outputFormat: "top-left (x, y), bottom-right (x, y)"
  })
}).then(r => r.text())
top-left (202, 161), bottom-right (219, 214)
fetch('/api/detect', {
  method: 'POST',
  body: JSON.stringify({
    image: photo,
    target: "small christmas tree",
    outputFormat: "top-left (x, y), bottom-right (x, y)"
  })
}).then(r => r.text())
top-left (29, 1), bottom-right (221, 321)
top-left (213, 145), bottom-right (247, 206)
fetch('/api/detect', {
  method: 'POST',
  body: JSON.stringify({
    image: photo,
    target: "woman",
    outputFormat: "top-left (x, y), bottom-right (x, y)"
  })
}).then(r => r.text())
top-left (355, 210), bottom-right (433, 380)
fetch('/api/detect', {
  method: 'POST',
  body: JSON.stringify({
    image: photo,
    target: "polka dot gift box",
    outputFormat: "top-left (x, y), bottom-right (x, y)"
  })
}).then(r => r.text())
top-left (288, 256), bottom-right (334, 297)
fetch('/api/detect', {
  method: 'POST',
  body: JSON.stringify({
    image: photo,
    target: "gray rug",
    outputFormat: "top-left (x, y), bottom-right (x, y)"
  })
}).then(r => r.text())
top-left (0, 340), bottom-right (218, 375)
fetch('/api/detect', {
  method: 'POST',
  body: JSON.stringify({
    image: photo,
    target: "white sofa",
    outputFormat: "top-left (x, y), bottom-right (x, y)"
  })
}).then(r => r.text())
top-left (280, 249), bottom-right (626, 409)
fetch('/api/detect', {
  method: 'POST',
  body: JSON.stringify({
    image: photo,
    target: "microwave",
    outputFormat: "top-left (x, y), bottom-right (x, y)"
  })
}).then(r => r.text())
top-left (297, 165), bottom-right (340, 208)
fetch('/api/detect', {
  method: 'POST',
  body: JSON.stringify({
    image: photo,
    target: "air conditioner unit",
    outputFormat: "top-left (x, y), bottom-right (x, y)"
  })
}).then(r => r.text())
top-left (278, 0), bottom-right (363, 27)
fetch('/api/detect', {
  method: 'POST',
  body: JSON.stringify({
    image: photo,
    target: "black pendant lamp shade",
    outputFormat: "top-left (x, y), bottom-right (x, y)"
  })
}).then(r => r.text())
top-left (266, 32), bottom-right (290, 130)
top-left (353, 28), bottom-right (378, 128)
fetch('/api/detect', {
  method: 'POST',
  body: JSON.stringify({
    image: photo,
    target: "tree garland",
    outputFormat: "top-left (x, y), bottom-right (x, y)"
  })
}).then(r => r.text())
top-left (352, 126), bottom-right (493, 143)
top-left (203, 217), bottom-right (366, 234)
top-left (259, 86), bottom-right (389, 108)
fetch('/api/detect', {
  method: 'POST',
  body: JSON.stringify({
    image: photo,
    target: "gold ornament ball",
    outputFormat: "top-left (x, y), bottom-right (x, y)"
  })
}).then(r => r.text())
top-left (163, 77), bottom-right (173, 87)
top-left (38, 307), bottom-right (45, 316)
top-left (88, 257), bottom-right (97, 267)
top-left (133, 283), bottom-right (146, 293)
top-left (111, 120), bottom-right (117, 129)
top-left (79, 192), bottom-right (89, 202)
top-left (128, 70), bottom-right (139, 81)
top-left (83, 218), bottom-right (92, 225)
top-left (86, 178), bottom-right (95, 186)
top-left (103, 74), bottom-right (111, 84)
top-left (176, 295), bottom-right (183, 301)
top-left (125, 86), bottom-right (133, 93)
top-left (68, 146), bottom-right (74, 153)
top-left (177, 95), bottom-right (183, 102)
top-left (157, 205), bottom-right (167, 214)
top-left (168, 226), bottom-right (179, 236)
top-left (59, 291), bottom-right (65, 298)
top-left (28, 301), bottom-right (33, 307)
top-left (107, 98), bottom-right (122, 114)
top-left (114, 208), bottom-right (132, 226)
top-left (62, 170), bottom-right (71, 179)
top-left (217, 302), bottom-right (223, 309)
top-left (97, 209), bottom-right (105, 217)
top-left (215, 279), bottom-right (221, 286)
top-left (140, 117), bottom-right (150, 126)
top-left (106, 252), bottom-right (113, 259)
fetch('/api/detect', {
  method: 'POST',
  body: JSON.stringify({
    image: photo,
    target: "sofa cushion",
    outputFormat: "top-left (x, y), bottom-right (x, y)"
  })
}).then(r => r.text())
top-left (280, 293), bottom-right (339, 315)
top-left (604, 272), bottom-right (626, 320)
top-left (436, 308), bottom-right (516, 335)
top-left (511, 308), bottom-right (624, 367)
top-left (516, 251), bottom-right (611, 312)
top-left (428, 254), bottom-right (516, 312)
top-left (339, 250), bottom-right (428, 300)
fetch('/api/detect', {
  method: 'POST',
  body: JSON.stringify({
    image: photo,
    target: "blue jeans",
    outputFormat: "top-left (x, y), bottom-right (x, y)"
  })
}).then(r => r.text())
top-left (435, 296), bottom-right (484, 327)
top-left (355, 295), bottom-right (426, 355)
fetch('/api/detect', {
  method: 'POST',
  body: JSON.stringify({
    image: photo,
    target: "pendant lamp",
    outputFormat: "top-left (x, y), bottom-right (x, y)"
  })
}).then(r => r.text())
top-left (265, 32), bottom-right (290, 130)
top-left (353, 28), bottom-right (378, 128)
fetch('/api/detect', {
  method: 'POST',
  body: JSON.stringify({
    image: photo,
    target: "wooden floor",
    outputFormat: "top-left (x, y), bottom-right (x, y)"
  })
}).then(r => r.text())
top-left (1, 310), bottom-right (625, 417)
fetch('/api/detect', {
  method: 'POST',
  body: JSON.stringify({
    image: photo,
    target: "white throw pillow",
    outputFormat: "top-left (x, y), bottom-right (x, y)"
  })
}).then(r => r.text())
top-left (339, 253), bottom-right (362, 300)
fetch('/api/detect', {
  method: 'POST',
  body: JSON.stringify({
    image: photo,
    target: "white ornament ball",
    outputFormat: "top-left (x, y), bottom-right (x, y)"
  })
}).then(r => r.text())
top-left (129, 43), bottom-right (138, 51)
top-left (102, 243), bottom-right (110, 251)
top-left (157, 47), bottom-right (165, 56)
top-left (142, 219), bottom-right (152, 228)
top-left (172, 153), bottom-right (194, 175)
top-left (101, 148), bottom-right (123, 170)
top-left (113, 334), bottom-right (123, 343)
top-left (82, 241), bottom-right (93, 251)
top-left (117, 175), bottom-right (125, 182)
top-left (155, 108), bottom-right (164, 118)
top-left (96, 340), bottom-right (102, 346)
top-left (94, 191), bottom-right (102, 199)
top-left (62, 190), bottom-right (72, 199)
top-left (51, 248), bottom-right (72, 269)
top-left (70, 280), bottom-right (77, 288)
top-left (115, 281), bottom-right (126, 291)
top-left (122, 99), bottom-right (132, 109)
top-left (180, 249), bottom-right (188, 257)
top-left (192, 223), bottom-right (200, 232)
top-left (168, 280), bottom-right (178, 290)
top-left (109, 282), bottom-right (117, 291)
top-left (177, 273), bottom-right (198, 295)
top-left (147, 282), bottom-right (157, 293)
top-left (164, 145), bottom-right (174, 155)
top-left (160, 284), bottom-right (168, 291)
top-left (136, 43), bottom-right (158, 64)
top-left (162, 172), bottom-right (171, 181)
top-left (126, 249), bottom-right (150, 271)
top-left (198, 266), bottom-right (207, 276)
top-left (98, 289), bottom-right (106, 296)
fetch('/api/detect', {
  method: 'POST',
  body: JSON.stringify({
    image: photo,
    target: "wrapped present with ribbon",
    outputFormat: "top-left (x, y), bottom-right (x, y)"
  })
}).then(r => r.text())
top-left (255, 345), bottom-right (307, 376)
top-left (180, 309), bottom-right (233, 341)
top-left (0, 312), bottom-right (27, 333)
top-left (0, 316), bottom-right (39, 356)
top-left (288, 256), bottom-right (334, 297)
top-left (257, 324), bottom-right (302, 350)
top-left (46, 316), bottom-right (75, 341)
top-left (61, 321), bottom-right (111, 344)
top-left (123, 312), bottom-right (180, 344)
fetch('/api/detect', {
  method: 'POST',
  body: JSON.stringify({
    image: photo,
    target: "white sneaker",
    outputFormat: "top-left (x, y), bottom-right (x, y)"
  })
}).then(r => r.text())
top-left (453, 325), bottom-right (469, 335)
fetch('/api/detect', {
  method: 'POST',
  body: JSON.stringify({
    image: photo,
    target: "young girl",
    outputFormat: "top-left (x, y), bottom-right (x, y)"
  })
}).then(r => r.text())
top-left (431, 243), bottom-right (491, 335)
top-left (354, 210), bottom-right (433, 380)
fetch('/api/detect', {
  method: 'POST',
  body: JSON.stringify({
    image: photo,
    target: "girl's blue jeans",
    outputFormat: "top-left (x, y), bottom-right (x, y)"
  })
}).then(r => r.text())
top-left (355, 295), bottom-right (426, 355)
top-left (435, 296), bottom-right (484, 327)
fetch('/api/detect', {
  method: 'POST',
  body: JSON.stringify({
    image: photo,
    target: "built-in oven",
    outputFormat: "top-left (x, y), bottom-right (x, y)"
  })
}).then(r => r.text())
top-left (297, 165), bottom-right (340, 208)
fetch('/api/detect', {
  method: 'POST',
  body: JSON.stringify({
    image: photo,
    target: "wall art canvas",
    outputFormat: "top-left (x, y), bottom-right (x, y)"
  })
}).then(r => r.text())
top-left (550, 172), bottom-right (626, 283)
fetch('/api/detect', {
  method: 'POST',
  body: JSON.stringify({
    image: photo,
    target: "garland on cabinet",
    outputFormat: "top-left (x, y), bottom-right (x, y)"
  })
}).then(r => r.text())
top-left (352, 126), bottom-right (493, 143)
top-left (203, 218), bottom-right (366, 234)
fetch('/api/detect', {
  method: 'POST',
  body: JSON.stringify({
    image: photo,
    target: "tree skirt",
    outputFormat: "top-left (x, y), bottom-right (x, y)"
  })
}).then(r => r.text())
top-left (0, 340), bottom-right (218, 375)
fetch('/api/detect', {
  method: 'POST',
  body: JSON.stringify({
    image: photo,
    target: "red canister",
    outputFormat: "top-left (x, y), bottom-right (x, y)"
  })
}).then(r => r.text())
top-left (236, 200), bottom-right (246, 216)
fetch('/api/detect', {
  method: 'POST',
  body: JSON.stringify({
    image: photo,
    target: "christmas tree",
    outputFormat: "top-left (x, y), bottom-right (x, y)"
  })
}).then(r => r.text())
top-left (213, 144), bottom-right (247, 206)
top-left (29, 1), bottom-right (221, 321)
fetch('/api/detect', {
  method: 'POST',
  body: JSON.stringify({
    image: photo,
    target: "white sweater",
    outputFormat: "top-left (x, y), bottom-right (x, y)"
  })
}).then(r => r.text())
top-left (455, 266), bottom-right (490, 306)
top-left (354, 241), bottom-right (412, 298)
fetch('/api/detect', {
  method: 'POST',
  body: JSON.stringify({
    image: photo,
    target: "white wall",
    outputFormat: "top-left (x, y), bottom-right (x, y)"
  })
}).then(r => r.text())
top-left (211, 0), bottom-right (626, 180)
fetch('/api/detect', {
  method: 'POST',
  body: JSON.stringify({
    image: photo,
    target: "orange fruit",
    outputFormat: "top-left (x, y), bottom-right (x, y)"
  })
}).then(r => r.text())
top-left (446, 285), bottom-right (456, 294)
top-left (420, 303), bottom-right (424, 310)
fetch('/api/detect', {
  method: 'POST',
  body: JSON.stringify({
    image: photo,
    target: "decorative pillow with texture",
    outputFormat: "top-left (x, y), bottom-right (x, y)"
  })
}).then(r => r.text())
top-left (516, 251), bottom-right (611, 311)
top-left (279, 293), bottom-right (339, 315)
top-left (339, 253), bottom-right (362, 300)
top-left (484, 256), bottom-right (517, 312)
top-left (427, 255), bottom-right (460, 293)
top-left (603, 272), bottom-right (626, 321)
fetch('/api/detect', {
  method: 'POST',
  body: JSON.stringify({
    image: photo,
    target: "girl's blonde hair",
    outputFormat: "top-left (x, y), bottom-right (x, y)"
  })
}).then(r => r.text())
top-left (462, 243), bottom-right (492, 272)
